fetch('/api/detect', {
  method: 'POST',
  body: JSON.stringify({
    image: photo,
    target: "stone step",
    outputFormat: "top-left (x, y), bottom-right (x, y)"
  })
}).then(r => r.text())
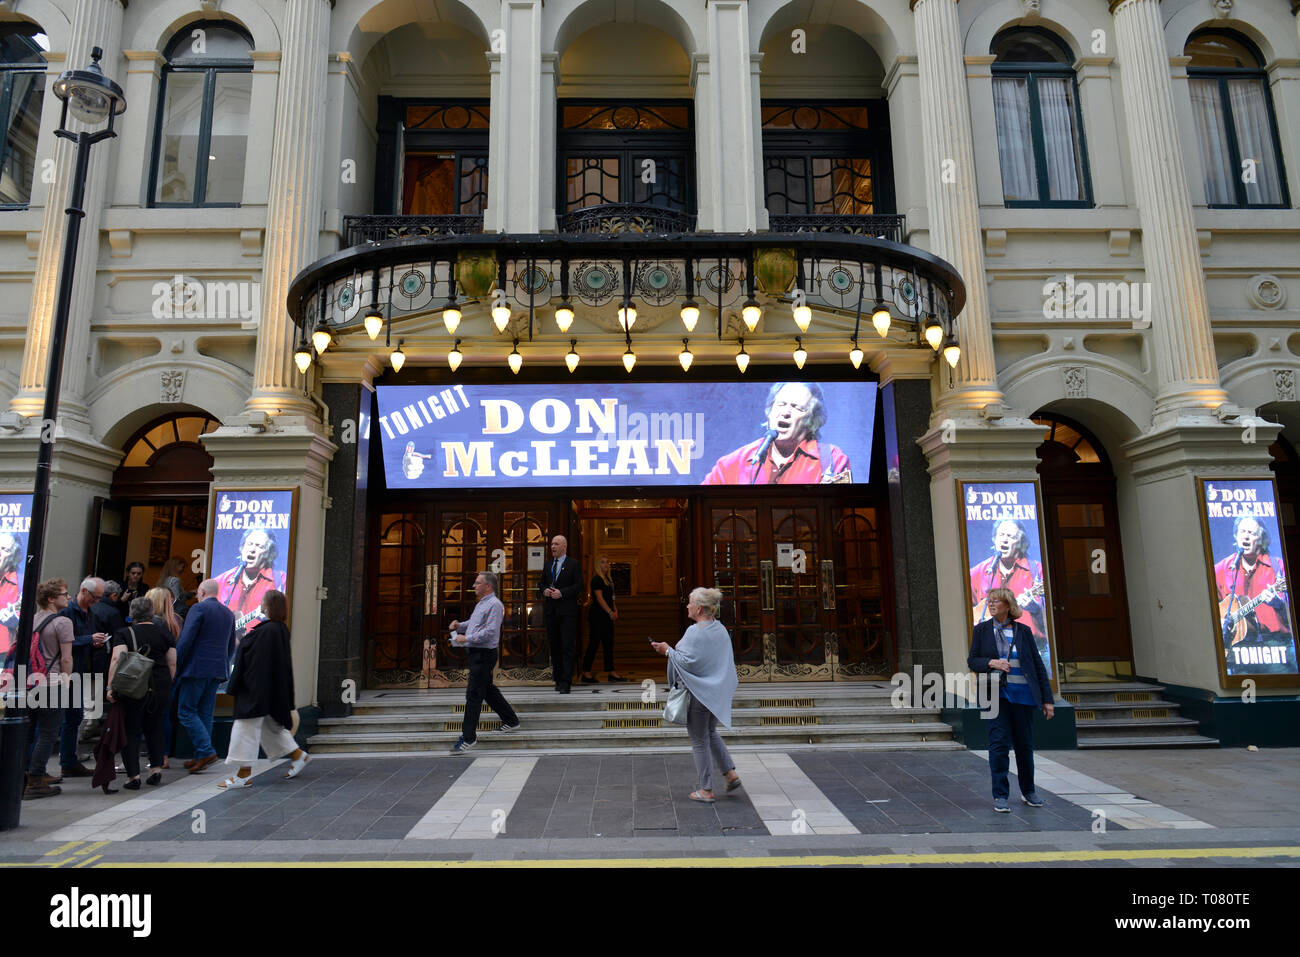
top-left (1059, 683), bottom-right (1167, 706)
top-left (1074, 717), bottom-right (1204, 738)
top-left (1076, 734), bottom-right (1221, 749)
top-left (1069, 700), bottom-right (1184, 721)
top-left (316, 704), bottom-right (939, 735)
top-left (307, 721), bottom-right (958, 753)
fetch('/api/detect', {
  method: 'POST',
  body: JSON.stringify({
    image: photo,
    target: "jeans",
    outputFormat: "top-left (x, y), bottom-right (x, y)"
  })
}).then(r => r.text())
top-left (463, 647), bottom-right (518, 743)
top-left (686, 693), bottom-right (734, 793)
top-left (987, 698), bottom-right (1037, 799)
top-left (59, 705), bottom-right (83, 770)
top-left (175, 676), bottom-right (222, 759)
top-left (28, 705), bottom-right (64, 778)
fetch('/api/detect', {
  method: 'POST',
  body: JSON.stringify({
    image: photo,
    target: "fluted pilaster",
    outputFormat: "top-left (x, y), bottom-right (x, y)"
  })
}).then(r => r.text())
top-left (911, 0), bottom-right (1002, 412)
top-left (247, 0), bottom-right (331, 415)
top-left (1111, 0), bottom-right (1227, 415)
top-left (10, 0), bottom-right (125, 422)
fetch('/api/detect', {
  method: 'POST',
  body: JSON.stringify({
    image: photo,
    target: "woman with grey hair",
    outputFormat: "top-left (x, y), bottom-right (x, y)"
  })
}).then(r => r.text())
top-left (106, 596), bottom-right (177, 789)
top-left (651, 587), bottom-right (741, 803)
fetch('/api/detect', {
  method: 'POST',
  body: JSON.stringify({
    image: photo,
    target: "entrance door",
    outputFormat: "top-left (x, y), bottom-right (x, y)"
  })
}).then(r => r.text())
top-left (1035, 414), bottom-right (1134, 679)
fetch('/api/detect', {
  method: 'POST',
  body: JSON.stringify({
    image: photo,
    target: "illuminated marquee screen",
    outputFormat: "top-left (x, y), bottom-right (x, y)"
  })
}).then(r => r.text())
top-left (373, 381), bottom-right (877, 489)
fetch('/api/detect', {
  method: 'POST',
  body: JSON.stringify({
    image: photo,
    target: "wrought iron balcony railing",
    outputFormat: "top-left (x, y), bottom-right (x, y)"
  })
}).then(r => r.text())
top-left (344, 214), bottom-right (485, 247)
top-left (559, 203), bottom-right (697, 236)
top-left (768, 214), bottom-right (905, 243)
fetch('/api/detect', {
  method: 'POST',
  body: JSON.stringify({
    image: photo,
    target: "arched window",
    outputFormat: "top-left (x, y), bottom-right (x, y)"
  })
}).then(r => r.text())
top-left (149, 21), bottom-right (252, 206)
top-left (0, 22), bottom-right (48, 207)
top-left (991, 28), bottom-right (1091, 207)
top-left (1186, 31), bottom-right (1288, 208)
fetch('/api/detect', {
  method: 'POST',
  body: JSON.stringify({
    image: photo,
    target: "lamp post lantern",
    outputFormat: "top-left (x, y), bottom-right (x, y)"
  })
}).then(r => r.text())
top-left (0, 47), bottom-right (124, 831)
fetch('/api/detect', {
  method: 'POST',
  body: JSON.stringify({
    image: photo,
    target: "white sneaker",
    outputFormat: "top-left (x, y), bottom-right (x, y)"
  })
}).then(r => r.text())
top-left (285, 752), bottom-right (310, 778)
top-left (496, 722), bottom-right (520, 735)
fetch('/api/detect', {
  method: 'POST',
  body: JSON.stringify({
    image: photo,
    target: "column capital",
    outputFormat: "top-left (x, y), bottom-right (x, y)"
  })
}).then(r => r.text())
top-left (910, 0), bottom-right (959, 9)
top-left (1108, 0), bottom-right (1156, 14)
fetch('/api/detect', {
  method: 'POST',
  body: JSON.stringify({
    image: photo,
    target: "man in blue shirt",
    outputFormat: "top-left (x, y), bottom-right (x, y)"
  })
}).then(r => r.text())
top-left (174, 578), bottom-right (237, 773)
top-left (448, 571), bottom-right (520, 754)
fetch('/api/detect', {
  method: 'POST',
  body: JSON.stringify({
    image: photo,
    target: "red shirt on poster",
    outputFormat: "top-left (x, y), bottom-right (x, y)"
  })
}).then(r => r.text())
top-left (702, 437), bottom-right (851, 486)
top-left (217, 565), bottom-right (287, 631)
top-left (1214, 553), bottom-right (1289, 637)
top-left (0, 571), bottom-right (18, 654)
top-left (970, 555), bottom-right (1046, 639)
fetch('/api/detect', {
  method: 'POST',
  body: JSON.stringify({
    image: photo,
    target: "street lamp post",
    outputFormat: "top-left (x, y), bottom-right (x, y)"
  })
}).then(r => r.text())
top-left (0, 48), bottom-right (124, 831)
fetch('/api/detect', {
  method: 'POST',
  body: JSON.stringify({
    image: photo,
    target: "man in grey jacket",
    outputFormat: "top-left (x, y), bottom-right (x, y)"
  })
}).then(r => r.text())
top-left (448, 572), bottom-right (520, 754)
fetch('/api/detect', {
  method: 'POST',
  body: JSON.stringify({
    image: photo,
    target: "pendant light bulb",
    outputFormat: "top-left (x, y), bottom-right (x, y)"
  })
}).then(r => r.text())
top-left (363, 309), bottom-right (384, 341)
top-left (618, 299), bottom-right (637, 332)
top-left (679, 338), bottom-right (693, 372)
top-left (565, 339), bottom-right (580, 373)
top-left (507, 340), bottom-right (523, 374)
top-left (442, 302), bottom-right (462, 336)
top-left (390, 340), bottom-right (406, 372)
top-left (849, 340), bottom-right (864, 370)
top-left (680, 299), bottom-right (700, 332)
top-left (622, 346), bottom-right (636, 373)
top-left (741, 297), bottom-right (761, 332)
top-left (924, 316), bottom-right (944, 351)
top-left (871, 304), bottom-right (891, 339)
top-left (735, 340), bottom-right (750, 374)
top-left (555, 301), bottom-right (575, 333)
top-left (943, 336), bottom-right (961, 369)
top-left (447, 339), bottom-right (463, 372)
top-left (492, 303), bottom-right (512, 332)
top-left (293, 344), bottom-right (312, 374)
top-left (312, 323), bottom-right (332, 355)
top-left (792, 303), bottom-right (812, 334)
top-left (792, 337), bottom-right (807, 370)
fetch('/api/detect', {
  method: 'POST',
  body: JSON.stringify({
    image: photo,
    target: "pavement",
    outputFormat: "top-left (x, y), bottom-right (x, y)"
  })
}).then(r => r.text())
top-left (3, 745), bottom-right (1300, 868)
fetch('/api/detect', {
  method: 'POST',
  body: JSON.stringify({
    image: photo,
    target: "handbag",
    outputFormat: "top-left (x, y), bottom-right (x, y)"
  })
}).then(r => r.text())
top-left (663, 681), bottom-right (690, 725)
top-left (110, 627), bottom-right (154, 701)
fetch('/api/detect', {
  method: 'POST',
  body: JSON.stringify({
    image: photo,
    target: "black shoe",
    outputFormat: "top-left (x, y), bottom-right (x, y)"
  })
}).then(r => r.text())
top-left (558, 685), bottom-right (571, 694)
top-left (61, 763), bottom-right (93, 778)
top-left (146, 771), bottom-right (162, 786)
top-left (580, 674), bottom-right (600, 684)
top-left (123, 779), bottom-right (141, 791)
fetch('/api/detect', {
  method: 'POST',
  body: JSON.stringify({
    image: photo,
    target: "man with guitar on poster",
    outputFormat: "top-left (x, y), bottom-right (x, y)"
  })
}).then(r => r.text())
top-left (217, 526), bottom-right (288, 647)
top-left (970, 519), bottom-right (1047, 653)
top-left (1214, 515), bottom-right (1292, 672)
top-left (0, 533), bottom-right (21, 654)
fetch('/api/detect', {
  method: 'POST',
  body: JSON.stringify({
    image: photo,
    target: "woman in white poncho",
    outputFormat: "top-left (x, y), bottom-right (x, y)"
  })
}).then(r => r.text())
top-left (651, 586), bottom-right (741, 804)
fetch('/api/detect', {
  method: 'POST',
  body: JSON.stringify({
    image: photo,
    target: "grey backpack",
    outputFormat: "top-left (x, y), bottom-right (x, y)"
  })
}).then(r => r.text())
top-left (110, 627), bottom-right (154, 701)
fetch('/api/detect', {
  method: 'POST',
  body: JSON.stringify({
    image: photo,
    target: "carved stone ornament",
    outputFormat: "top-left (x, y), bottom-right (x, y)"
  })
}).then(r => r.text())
top-left (1211, 0), bottom-right (1233, 18)
top-left (1275, 369), bottom-right (1297, 403)
top-left (1246, 274), bottom-right (1286, 310)
top-left (1020, 0), bottom-right (1042, 22)
top-left (1064, 366), bottom-right (1087, 399)
top-left (161, 370), bottom-right (186, 403)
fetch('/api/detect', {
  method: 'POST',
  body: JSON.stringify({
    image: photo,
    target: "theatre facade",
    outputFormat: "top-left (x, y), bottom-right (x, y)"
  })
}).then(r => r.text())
top-left (1, 0), bottom-right (1298, 746)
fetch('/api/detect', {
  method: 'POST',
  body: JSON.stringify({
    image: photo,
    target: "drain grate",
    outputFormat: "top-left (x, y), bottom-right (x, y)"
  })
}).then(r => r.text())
top-left (760, 715), bottom-right (819, 726)
top-left (1131, 708), bottom-right (1170, 719)
top-left (754, 698), bottom-right (815, 708)
top-left (444, 721), bottom-right (501, 731)
top-left (1074, 710), bottom-right (1097, 721)
top-left (1115, 692), bottom-right (1154, 702)
top-left (602, 717), bottom-right (663, 729)
top-left (451, 704), bottom-right (494, 714)
top-left (1062, 693), bottom-right (1081, 704)
top-left (604, 701), bottom-right (663, 711)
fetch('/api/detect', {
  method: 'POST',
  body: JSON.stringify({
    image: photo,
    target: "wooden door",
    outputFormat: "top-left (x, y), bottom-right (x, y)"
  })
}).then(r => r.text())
top-left (1043, 494), bottom-right (1133, 663)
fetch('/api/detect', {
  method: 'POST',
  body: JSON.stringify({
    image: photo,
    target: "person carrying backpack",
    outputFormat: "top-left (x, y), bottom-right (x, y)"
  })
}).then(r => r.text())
top-left (24, 578), bottom-right (75, 799)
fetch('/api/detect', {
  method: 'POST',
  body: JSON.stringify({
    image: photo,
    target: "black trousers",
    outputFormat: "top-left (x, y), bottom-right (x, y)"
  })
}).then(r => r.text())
top-left (583, 612), bottom-right (615, 673)
top-left (463, 647), bottom-right (518, 743)
top-left (546, 613), bottom-right (578, 687)
top-left (120, 683), bottom-right (171, 778)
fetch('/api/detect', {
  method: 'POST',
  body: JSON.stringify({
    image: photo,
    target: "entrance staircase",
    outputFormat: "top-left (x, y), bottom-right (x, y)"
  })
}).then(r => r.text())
top-left (1061, 682), bottom-right (1219, 748)
top-left (308, 682), bottom-right (962, 756)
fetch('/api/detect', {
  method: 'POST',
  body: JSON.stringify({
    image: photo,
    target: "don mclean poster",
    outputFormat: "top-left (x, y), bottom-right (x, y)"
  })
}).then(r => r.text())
top-left (958, 481), bottom-right (1056, 683)
top-left (0, 493), bottom-right (33, 656)
top-left (206, 488), bottom-right (297, 647)
top-left (1197, 478), bottom-right (1298, 680)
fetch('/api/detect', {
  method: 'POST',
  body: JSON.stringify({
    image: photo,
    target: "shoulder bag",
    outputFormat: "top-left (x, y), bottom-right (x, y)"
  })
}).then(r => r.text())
top-left (663, 659), bottom-right (690, 725)
top-left (111, 627), bottom-right (154, 701)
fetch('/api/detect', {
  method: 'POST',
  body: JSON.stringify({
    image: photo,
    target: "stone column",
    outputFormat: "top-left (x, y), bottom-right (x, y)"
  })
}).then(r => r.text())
top-left (910, 0), bottom-right (1000, 414)
top-left (484, 1), bottom-right (548, 233)
top-left (696, 0), bottom-right (761, 232)
top-left (10, 0), bottom-right (126, 425)
top-left (245, 0), bottom-right (331, 419)
top-left (1110, 0), bottom-right (1227, 418)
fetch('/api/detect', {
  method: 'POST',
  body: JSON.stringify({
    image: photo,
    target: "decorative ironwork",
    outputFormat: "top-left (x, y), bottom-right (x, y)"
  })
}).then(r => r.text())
top-left (343, 214), bottom-right (485, 247)
top-left (562, 103), bottom-right (690, 131)
top-left (405, 104), bottom-right (490, 130)
top-left (761, 104), bottom-right (870, 131)
top-left (560, 203), bottom-right (697, 235)
top-left (768, 214), bottom-right (905, 242)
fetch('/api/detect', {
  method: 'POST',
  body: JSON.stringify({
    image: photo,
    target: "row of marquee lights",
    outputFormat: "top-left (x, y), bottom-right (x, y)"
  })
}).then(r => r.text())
top-left (292, 292), bottom-right (962, 375)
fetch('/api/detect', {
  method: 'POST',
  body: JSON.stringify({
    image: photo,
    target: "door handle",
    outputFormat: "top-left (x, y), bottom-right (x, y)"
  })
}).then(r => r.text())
top-left (678, 576), bottom-right (687, 604)
top-left (424, 564), bottom-right (437, 616)
top-left (820, 560), bottom-right (836, 611)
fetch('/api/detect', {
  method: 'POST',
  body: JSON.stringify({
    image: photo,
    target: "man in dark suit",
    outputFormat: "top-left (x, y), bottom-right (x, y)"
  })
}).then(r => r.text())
top-left (539, 534), bottom-right (581, 693)
top-left (174, 577), bottom-right (237, 773)
top-left (968, 587), bottom-right (1054, 813)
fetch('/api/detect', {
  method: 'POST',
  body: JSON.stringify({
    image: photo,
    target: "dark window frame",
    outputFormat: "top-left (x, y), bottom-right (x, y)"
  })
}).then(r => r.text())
top-left (991, 27), bottom-right (1094, 210)
top-left (374, 97), bottom-right (491, 215)
top-left (147, 21), bottom-right (253, 209)
top-left (0, 25), bottom-right (47, 210)
top-left (555, 98), bottom-right (696, 214)
top-left (760, 99), bottom-right (896, 215)
top-left (1185, 30), bottom-right (1290, 210)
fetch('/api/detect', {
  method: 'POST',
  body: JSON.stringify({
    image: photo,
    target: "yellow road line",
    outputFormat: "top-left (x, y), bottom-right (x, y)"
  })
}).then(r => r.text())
top-left (73, 854), bottom-right (103, 868)
top-left (70, 841), bottom-right (110, 858)
top-left (43, 841), bottom-right (82, 857)
top-left (83, 845), bottom-right (1300, 868)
